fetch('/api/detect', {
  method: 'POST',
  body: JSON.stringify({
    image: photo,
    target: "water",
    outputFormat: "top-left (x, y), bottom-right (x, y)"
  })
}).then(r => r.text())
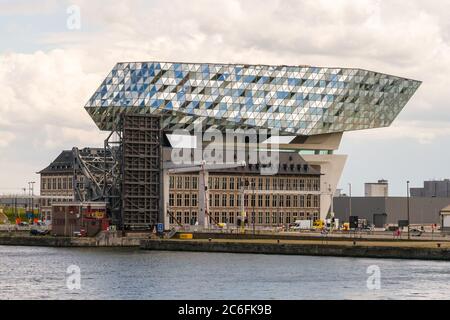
top-left (1, 245), bottom-right (450, 300)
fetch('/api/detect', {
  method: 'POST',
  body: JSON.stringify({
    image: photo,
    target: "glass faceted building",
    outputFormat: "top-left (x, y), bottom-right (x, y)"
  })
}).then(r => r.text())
top-left (85, 61), bottom-right (421, 136)
top-left (84, 61), bottom-right (421, 223)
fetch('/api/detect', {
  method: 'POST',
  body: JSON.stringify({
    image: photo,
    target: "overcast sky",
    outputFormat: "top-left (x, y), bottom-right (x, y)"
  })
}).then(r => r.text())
top-left (0, 0), bottom-right (449, 196)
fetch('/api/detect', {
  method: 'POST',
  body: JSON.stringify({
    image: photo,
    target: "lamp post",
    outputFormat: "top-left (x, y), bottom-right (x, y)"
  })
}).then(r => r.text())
top-left (348, 183), bottom-right (352, 221)
top-left (407, 180), bottom-right (411, 240)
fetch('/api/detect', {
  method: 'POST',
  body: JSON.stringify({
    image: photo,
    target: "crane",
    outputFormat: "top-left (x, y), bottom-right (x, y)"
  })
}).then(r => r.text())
top-left (167, 160), bottom-right (246, 229)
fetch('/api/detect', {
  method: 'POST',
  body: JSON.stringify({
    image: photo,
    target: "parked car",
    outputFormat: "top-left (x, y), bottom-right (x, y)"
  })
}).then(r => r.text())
top-left (30, 229), bottom-right (49, 236)
top-left (410, 228), bottom-right (423, 237)
top-left (19, 222), bottom-right (29, 227)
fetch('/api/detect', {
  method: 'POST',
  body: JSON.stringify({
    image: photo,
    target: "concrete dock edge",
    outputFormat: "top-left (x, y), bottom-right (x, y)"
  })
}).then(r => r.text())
top-left (140, 239), bottom-right (450, 261)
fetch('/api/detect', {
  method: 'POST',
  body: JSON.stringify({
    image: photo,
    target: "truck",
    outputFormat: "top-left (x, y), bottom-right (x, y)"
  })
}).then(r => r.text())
top-left (292, 220), bottom-right (312, 231)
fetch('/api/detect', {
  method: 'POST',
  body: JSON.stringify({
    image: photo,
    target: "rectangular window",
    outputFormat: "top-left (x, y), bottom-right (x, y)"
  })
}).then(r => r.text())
top-left (214, 177), bottom-right (220, 190)
top-left (299, 179), bottom-right (305, 191)
top-left (191, 194), bottom-right (198, 207)
top-left (265, 195), bottom-right (270, 208)
top-left (300, 195), bottom-right (305, 208)
top-left (272, 195), bottom-right (277, 207)
top-left (229, 178), bottom-right (235, 190)
top-left (214, 194), bottom-right (220, 207)
top-left (184, 194), bottom-right (190, 207)
top-left (184, 212), bottom-right (190, 224)
top-left (169, 176), bottom-right (175, 189)
top-left (279, 195), bottom-right (284, 207)
top-left (222, 177), bottom-right (227, 190)
top-left (306, 195), bottom-right (312, 208)
top-left (221, 212), bottom-right (227, 223)
top-left (229, 212), bottom-right (235, 224)
top-left (265, 178), bottom-right (270, 190)
top-left (293, 196), bottom-right (298, 208)
top-left (313, 195), bottom-right (319, 208)
top-left (192, 177), bottom-right (198, 190)
top-left (176, 194), bottom-right (182, 207)
top-left (265, 212), bottom-right (270, 224)
top-left (229, 194), bottom-right (235, 207)
top-left (169, 193), bottom-right (175, 206)
top-left (222, 194), bottom-right (227, 207)
top-left (177, 177), bottom-right (183, 189)
top-left (244, 194), bottom-right (249, 207)
top-left (258, 212), bottom-right (263, 224)
top-left (184, 177), bottom-right (190, 189)
top-left (258, 195), bottom-right (263, 207)
top-left (286, 195), bottom-right (291, 207)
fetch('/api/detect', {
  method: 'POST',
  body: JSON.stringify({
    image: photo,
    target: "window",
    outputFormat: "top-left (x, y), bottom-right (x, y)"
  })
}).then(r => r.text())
top-left (286, 179), bottom-right (291, 191)
top-left (185, 177), bottom-right (190, 189)
top-left (169, 176), bottom-right (175, 189)
top-left (279, 179), bottom-right (285, 190)
top-left (229, 212), bottom-right (235, 224)
top-left (265, 195), bottom-right (270, 207)
top-left (251, 194), bottom-right (256, 207)
top-left (306, 195), bottom-right (312, 208)
top-left (293, 179), bottom-right (298, 190)
top-left (176, 194), bottom-right (182, 207)
top-left (169, 211), bottom-right (174, 224)
top-left (177, 177), bottom-right (183, 189)
top-left (299, 179), bottom-right (305, 191)
top-left (265, 178), bottom-right (270, 190)
top-left (57, 178), bottom-right (62, 190)
top-left (273, 178), bottom-right (278, 190)
top-left (300, 195), bottom-right (305, 208)
top-left (279, 195), bottom-right (284, 207)
top-left (184, 212), bottom-right (190, 224)
top-left (191, 212), bottom-right (197, 225)
top-left (313, 179), bottom-right (320, 191)
top-left (221, 212), bottom-right (227, 223)
top-left (258, 178), bottom-right (263, 190)
top-left (229, 194), bottom-right (235, 207)
top-left (42, 178), bottom-right (47, 190)
top-left (214, 194), bottom-right (220, 207)
top-left (184, 194), bottom-right (190, 207)
top-left (258, 212), bottom-right (263, 224)
top-left (265, 212), bottom-right (270, 224)
top-left (62, 178), bottom-right (67, 190)
top-left (293, 196), bottom-right (298, 208)
top-left (169, 193), bottom-right (175, 206)
top-left (222, 194), bottom-right (227, 207)
top-left (222, 177), bottom-right (227, 190)
top-left (237, 194), bottom-right (241, 207)
top-left (191, 194), bottom-right (198, 207)
top-left (272, 195), bottom-right (277, 207)
top-left (192, 177), bottom-right (198, 190)
top-left (313, 195), bottom-right (319, 208)
top-left (258, 195), bottom-right (263, 207)
top-left (307, 179), bottom-right (312, 191)
top-left (286, 195), bottom-right (291, 207)
top-left (176, 211), bottom-right (182, 224)
top-left (229, 178), bottom-right (235, 190)
top-left (214, 177), bottom-right (220, 190)
top-left (244, 194), bottom-right (249, 207)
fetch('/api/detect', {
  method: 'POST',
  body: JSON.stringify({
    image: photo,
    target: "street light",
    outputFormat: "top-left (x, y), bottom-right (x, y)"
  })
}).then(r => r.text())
top-left (348, 183), bottom-right (352, 221)
top-left (407, 180), bottom-right (411, 240)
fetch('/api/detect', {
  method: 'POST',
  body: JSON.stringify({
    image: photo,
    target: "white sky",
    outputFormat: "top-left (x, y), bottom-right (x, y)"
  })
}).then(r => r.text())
top-left (0, 0), bottom-right (449, 195)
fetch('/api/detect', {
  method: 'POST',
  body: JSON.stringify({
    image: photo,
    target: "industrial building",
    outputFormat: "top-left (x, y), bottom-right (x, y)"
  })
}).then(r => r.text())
top-left (334, 180), bottom-right (450, 226)
top-left (365, 180), bottom-right (389, 197)
top-left (411, 180), bottom-right (450, 198)
top-left (47, 61), bottom-right (420, 230)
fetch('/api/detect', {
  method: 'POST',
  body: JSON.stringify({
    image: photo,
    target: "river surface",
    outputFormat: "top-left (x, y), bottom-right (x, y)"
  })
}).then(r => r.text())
top-left (1, 246), bottom-right (449, 300)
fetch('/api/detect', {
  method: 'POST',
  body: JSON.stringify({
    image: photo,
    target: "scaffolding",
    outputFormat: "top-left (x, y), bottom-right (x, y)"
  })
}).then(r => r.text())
top-left (72, 114), bottom-right (162, 229)
top-left (122, 114), bottom-right (162, 229)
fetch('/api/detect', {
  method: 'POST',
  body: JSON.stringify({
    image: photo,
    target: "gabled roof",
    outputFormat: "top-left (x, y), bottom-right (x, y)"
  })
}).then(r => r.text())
top-left (38, 150), bottom-right (74, 174)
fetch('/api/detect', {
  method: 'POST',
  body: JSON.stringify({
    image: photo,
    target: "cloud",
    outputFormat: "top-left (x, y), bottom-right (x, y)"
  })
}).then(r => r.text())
top-left (1, 0), bottom-right (450, 194)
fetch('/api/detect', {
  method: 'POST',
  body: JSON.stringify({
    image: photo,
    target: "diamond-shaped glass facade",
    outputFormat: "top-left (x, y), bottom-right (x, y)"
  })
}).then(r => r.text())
top-left (85, 62), bottom-right (421, 135)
